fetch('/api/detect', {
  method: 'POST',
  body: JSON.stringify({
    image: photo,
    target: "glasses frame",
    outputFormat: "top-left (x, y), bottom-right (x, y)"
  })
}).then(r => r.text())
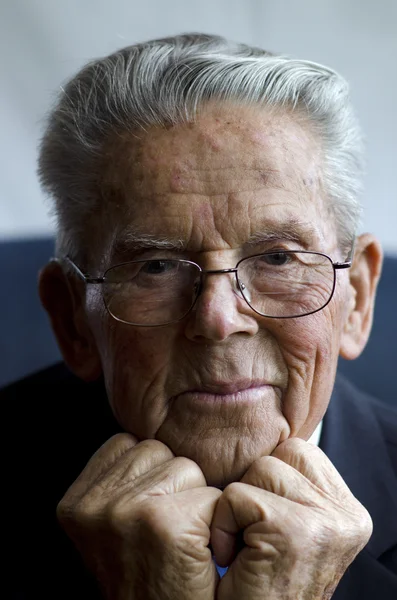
top-left (59, 250), bottom-right (352, 326)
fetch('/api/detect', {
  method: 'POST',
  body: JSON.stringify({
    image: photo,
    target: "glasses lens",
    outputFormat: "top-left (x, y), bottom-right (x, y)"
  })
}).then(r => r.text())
top-left (238, 251), bottom-right (335, 317)
top-left (102, 259), bottom-right (200, 325)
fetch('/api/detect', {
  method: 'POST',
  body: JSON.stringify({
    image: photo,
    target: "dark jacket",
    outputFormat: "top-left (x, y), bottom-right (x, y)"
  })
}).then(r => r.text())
top-left (4, 363), bottom-right (397, 599)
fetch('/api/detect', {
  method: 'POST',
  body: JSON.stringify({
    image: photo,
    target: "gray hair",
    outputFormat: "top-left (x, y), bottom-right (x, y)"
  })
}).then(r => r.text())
top-left (38, 32), bottom-right (364, 266)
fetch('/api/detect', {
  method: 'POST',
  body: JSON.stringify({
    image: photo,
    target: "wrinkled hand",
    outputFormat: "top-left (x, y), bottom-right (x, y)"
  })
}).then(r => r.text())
top-left (57, 433), bottom-right (221, 600)
top-left (211, 438), bottom-right (373, 600)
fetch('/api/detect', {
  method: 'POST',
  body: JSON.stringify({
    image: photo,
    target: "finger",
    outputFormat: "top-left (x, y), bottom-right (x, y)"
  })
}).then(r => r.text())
top-left (62, 435), bottom-right (172, 503)
top-left (104, 438), bottom-right (175, 485)
top-left (137, 487), bottom-right (223, 590)
top-left (166, 488), bottom-right (223, 588)
top-left (61, 433), bottom-right (138, 501)
top-left (69, 451), bottom-right (207, 513)
top-left (121, 455), bottom-right (208, 499)
top-left (211, 482), bottom-right (294, 566)
top-left (144, 486), bottom-right (223, 542)
top-left (270, 437), bottom-right (352, 498)
top-left (240, 454), bottom-right (326, 505)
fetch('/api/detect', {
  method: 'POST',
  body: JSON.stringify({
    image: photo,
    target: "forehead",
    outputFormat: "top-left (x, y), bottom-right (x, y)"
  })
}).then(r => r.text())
top-left (102, 103), bottom-right (335, 255)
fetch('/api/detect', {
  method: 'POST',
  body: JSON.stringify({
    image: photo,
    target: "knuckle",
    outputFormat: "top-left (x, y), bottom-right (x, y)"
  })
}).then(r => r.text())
top-left (286, 532), bottom-right (304, 560)
top-left (339, 500), bottom-right (373, 538)
top-left (242, 455), bottom-right (279, 485)
top-left (273, 437), bottom-right (318, 459)
top-left (133, 500), bottom-right (176, 542)
top-left (172, 456), bottom-right (205, 479)
top-left (56, 495), bottom-right (98, 532)
top-left (56, 498), bottom-right (70, 524)
top-left (56, 488), bottom-right (88, 522)
top-left (135, 501), bottom-right (162, 529)
top-left (136, 438), bottom-right (174, 460)
top-left (250, 455), bottom-right (279, 474)
top-left (72, 495), bottom-right (101, 524)
top-left (353, 505), bottom-right (374, 540)
top-left (105, 498), bottom-right (136, 535)
top-left (314, 506), bottom-right (372, 552)
top-left (275, 437), bottom-right (304, 451)
top-left (100, 432), bottom-right (139, 456)
top-left (222, 481), bottom-right (245, 500)
top-left (110, 432), bottom-right (139, 445)
top-left (363, 510), bottom-right (374, 537)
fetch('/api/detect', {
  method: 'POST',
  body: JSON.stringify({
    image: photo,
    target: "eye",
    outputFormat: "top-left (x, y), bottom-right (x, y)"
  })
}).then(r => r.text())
top-left (141, 260), bottom-right (174, 275)
top-left (261, 252), bottom-right (291, 266)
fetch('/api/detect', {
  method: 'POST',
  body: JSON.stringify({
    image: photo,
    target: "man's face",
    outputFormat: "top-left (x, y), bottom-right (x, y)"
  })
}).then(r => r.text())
top-left (86, 103), bottom-right (352, 487)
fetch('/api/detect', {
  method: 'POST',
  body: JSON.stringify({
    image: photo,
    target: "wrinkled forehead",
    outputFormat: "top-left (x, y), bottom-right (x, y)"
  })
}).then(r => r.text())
top-left (98, 103), bottom-right (336, 261)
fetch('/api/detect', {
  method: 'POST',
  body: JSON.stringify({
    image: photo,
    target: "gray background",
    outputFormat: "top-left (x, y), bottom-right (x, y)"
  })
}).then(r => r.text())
top-left (1, 0), bottom-right (396, 252)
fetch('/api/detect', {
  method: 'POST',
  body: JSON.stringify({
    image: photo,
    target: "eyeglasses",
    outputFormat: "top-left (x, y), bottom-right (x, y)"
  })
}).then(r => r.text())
top-left (62, 251), bottom-right (351, 327)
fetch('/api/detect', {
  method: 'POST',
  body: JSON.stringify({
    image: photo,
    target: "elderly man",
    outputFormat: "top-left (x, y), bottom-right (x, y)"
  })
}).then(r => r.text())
top-left (4, 33), bottom-right (397, 599)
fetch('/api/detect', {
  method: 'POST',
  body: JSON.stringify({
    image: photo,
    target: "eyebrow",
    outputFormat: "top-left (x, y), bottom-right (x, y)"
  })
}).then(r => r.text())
top-left (245, 218), bottom-right (319, 247)
top-left (111, 232), bottom-right (185, 258)
top-left (111, 218), bottom-right (320, 257)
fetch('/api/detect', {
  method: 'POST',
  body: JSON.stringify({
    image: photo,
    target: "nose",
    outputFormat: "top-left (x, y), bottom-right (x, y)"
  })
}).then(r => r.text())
top-left (183, 271), bottom-right (259, 342)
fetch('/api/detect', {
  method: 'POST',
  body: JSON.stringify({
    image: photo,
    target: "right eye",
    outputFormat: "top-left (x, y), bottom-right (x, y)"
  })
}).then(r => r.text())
top-left (141, 260), bottom-right (174, 275)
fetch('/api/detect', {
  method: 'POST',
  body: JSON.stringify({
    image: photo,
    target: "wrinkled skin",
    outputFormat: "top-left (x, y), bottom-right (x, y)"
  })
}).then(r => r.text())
top-left (57, 435), bottom-right (372, 600)
top-left (57, 435), bottom-right (222, 600)
top-left (84, 104), bottom-right (354, 487)
top-left (211, 437), bottom-right (373, 600)
top-left (44, 102), bottom-right (382, 599)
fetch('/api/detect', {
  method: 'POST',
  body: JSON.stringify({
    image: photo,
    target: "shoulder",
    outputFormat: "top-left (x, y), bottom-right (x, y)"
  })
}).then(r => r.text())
top-left (3, 362), bottom-right (121, 493)
top-left (1, 361), bottom-right (109, 424)
top-left (1, 361), bottom-right (85, 393)
top-left (3, 363), bottom-right (120, 598)
top-left (1, 362), bottom-right (103, 444)
top-left (330, 374), bottom-right (397, 480)
top-left (1, 361), bottom-right (87, 439)
top-left (333, 373), bottom-right (397, 439)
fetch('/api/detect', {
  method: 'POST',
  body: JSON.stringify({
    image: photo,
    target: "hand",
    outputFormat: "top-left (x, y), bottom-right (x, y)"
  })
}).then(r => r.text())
top-left (211, 438), bottom-right (373, 600)
top-left (57, 433), bottom-right (221, 600)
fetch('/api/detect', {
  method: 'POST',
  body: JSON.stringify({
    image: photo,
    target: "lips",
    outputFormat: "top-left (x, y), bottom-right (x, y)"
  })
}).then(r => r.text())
top-left (185, 379), bottom-right (274, 395)
top-left (174, 380), bottom-right (282, 406)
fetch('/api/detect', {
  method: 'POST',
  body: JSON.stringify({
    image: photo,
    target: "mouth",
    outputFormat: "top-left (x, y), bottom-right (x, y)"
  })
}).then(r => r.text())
top-left (191, 380), bottom-right (274, 394)
top-left (174, 381), bottom-right (282, 407)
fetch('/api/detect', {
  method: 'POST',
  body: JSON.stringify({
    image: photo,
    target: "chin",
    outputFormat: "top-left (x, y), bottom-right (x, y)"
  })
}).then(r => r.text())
top-left (173, 439), bottom-right (274, 489)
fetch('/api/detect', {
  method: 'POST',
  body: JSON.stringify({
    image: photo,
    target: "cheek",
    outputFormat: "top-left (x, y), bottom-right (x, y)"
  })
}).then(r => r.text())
top-left (279, 284), bottom-right (346, 371)
top-left (91, 312), bottom-right (180, 435)
top-left (277, 312), bottom-right (334, 370)
top-left (274, 305), bottom-right (343, 434)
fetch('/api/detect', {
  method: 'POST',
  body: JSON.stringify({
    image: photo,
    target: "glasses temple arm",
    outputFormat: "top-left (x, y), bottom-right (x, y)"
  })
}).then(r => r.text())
top-left (51, 257), bottom-right (104, 283)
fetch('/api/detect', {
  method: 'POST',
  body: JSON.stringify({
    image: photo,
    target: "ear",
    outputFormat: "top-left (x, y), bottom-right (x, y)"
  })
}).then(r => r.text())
top-left (38, 261), bottom-right (102, 382)
top-left (339, 234), bottom-right (383, 360)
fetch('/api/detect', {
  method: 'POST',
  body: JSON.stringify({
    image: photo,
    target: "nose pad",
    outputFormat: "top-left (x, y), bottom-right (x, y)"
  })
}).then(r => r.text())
top-left (236, 278), bottom-right (252, 303)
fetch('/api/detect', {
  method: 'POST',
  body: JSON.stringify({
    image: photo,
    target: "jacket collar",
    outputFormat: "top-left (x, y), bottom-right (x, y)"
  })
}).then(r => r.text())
top-left (320, 374), bottom-right (397, 559)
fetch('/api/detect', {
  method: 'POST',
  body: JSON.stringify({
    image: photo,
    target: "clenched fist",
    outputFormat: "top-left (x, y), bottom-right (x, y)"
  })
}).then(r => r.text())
top-left (57, 433), bottom-right (221, 600)
top-left (58, 435), bottom-right (373, 600)
top-left (211, 438), bottom-right (373, 600)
